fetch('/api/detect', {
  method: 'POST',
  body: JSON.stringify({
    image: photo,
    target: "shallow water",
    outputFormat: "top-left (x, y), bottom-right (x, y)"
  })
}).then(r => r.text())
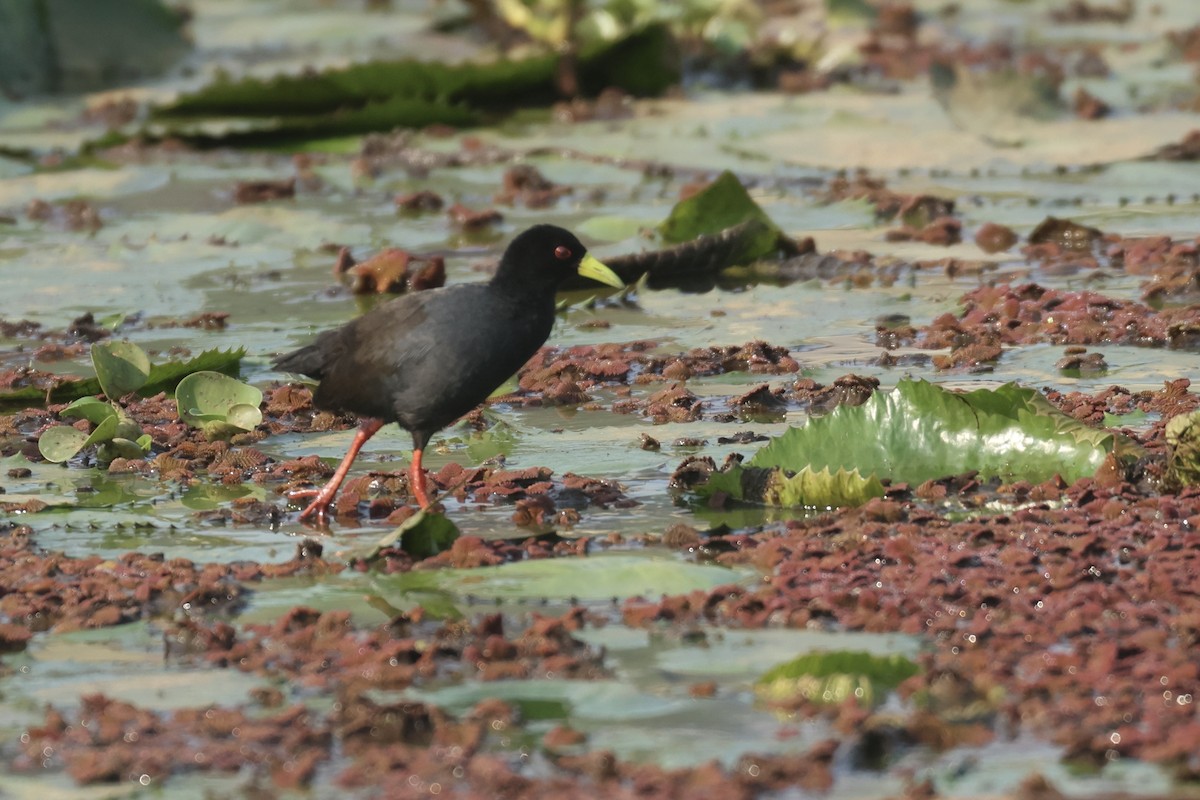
top-left (2, 0), bottom-right (1199, 795)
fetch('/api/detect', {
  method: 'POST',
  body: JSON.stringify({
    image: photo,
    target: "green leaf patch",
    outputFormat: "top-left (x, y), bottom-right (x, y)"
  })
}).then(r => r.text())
top-left (698, 379), bottom-right (1133, 508)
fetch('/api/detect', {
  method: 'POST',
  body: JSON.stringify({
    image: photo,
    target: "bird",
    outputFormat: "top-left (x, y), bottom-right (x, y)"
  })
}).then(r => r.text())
top-left (272, 224), bottom-right (624, 523)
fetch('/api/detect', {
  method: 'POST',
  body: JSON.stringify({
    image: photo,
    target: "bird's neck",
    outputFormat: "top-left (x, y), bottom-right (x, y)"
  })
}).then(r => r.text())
top-left (488, 273), bottom-right (559, 304)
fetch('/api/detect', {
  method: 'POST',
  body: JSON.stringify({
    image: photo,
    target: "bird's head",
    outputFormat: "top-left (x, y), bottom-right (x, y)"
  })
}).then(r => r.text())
top-left (492, 224), bottom-right (623, 293)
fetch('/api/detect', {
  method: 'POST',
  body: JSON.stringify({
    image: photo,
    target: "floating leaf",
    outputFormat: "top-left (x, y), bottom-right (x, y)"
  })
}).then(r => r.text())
top-left (143, 348), bottom-right (247, 397)
top-left (225, 402), bottom-right (263, 431)
top-left (59, 397), bottom-right (117, 425)
top-left (82, 414), bottom-right (120, 449)
top-left (704, 463), bottom-right (886, 509)
top-left (658, 170), bottom-right (783, 264)
top-left (151, 26), bottom-right (677, 145)
top-left (37, 425), bottom-right (90, 463)
top-left (0, 347), bottom-right (246, 409)
top-left (698, 379), bottom-right (1136, 508)
top-left (113, 416), bottom-right (145, 442)
top-left (364, 510), bottom-right (461, 562)
top-left (99, 437), bottom-right (150, 462)
top-left (37, 408), bottom-right (147, 464)
top-left (175, 371), bottom-right (263, 440)
top-left (91, 340), bottom-right (151, 400)
top-left (756, 651), bottom-right (919, 708)
top-left (440, 554), bottom-right (734, 601)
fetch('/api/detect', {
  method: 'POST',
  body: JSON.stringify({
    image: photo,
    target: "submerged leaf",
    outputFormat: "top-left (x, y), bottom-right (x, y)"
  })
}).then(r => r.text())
top-left (756, 650), bottom-right (919, 708)
top-left (698, 379), bottom-right (1131, 508)
top-left (1165, 410), bottom-right (1200, 489)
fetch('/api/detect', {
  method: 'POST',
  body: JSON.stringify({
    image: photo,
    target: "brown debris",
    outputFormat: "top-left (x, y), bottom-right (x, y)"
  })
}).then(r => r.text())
top-left (662, 523), bottom-right (702, 549)
top-left (898, 283), bottom-right (1200, 351)
top-left (25, 198), bottom-right (102, 231)
top-left (1168, 26), bottom-right (1200, 62)
top-left (495, 164), bottom-right (571, 208)
top-left (1027, 216), bottom-right (1104, 251)
top-left (1055, 348), bottom-right (1108, 373)
top-left (975, 222), bottom-right (1019, 254)
top-left (516, 340), bottom-right (798, 402)
top-left (344, 248), bottom-right (447, 294)
top-left (886, 217), bottom-right (962, 246)
top-left (1072, 87), bottom-right (1110, 119)
top-left (448, 203), bottom-right (503, 230)
top-left (0, 525), bottom-right (337, 648)
top-left (1049, 0), bottom-right (1133, 24)
top-left (730, 383), bottom-right (788, 414)
top-left (234, 178), bottom-right (296, 204)
top-left (789, 375), bottom-right (880, 414)
top-left (394, 189), bottom-right (445, 212)
top-left (821, 173), bottom-right (956, 227)
top-left (1147, 130), bottom-right (1200, 161)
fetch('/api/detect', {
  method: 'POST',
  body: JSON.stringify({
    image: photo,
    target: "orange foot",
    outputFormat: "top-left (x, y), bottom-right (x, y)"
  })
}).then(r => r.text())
top-left (287, 486), bottom-right (338, 524)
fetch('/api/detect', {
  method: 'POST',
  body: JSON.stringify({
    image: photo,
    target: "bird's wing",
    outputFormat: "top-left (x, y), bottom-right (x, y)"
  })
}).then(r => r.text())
top-left (323, 284), bottom-right (487, 382)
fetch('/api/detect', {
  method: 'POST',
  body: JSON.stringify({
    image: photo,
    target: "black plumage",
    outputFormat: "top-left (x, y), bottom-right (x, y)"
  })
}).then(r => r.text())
top-left (273, 224), bottom-right (623, 521)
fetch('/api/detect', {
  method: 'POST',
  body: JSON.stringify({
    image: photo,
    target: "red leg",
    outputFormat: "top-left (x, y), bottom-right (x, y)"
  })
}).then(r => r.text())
top-left (292, 418), bottom-right (384, 522)
top-left (410, 446), bottom-right (432, 508)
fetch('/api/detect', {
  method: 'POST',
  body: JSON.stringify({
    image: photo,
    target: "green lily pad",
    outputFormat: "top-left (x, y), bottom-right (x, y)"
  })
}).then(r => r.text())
top-left (755, 650), bottom-right (920, 708)
top-left (363, 509), bottom-right (461, 562)
top-left (225, 402), bottom-right (263, 430)
top-left (703, 463), bottom-right (887, 509)
top-left (36, 424), bottom-right (90, 462)
top-left (658, 170), bottom-right (783, 263)
top-left (59, 396), bottom-right (118, 425)
top-left (82, 414), bottom-right (120, 449)
top-left (91, 340), bottom-right (151, 400)
top-left (0, 347), bottom-right (246, 409)
top-left (698, 379), bottom-right (1136, 508)
top-left (113, 416), bottom-right (145, 442)
top-left (151, 25), bottom-right (677, 146)
top-left (175, 371), bottom-right (263, 440)
top-left (98, 437), bottom-right (150, 462)
top-left (441, 553), bottom-right (737, 601)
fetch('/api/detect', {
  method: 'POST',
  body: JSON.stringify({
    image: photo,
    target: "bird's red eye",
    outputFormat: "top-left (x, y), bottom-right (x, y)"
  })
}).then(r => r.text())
top-left (554, 245), bottom-right (572, 260)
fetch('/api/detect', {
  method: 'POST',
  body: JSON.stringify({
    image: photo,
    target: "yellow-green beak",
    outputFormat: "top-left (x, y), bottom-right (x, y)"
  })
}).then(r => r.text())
top-left (577, 253), bottom-right (624, 289)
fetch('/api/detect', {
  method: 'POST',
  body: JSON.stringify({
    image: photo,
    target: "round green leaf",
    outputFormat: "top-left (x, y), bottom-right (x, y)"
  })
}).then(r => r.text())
top-left (225, 402), bottom-right (263, 431)
top-left (198, 420), bottom-right (243, 441)
top-left (114, 417), bottom-right (144, 441)
top-left (60, 397), bottom-right (118, 425)
top-left (175, 371), bottom-right (263, 427)
top-left (91, 340), bottom-right (151, 400)
top-left (82, 414), bottom-right (120, 448)
top-left (37, 425), bottom-right (89, 462)
top-left (755, 651), bottom-right (920, 708)
top-left (105, 437), bottom-right (151, 460)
